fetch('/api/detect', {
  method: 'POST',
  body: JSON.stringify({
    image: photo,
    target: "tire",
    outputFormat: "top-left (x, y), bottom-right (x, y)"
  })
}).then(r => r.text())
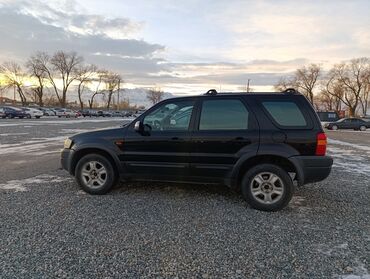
top-left (75, 153), bottom-right (117, 195)
top-left (241, 164), bottom-right (294, 211)
top-left (36, 116), bottom-right (41, 119)
top-left (332, 125), bottom-right (338, 130)
top-left (359, 125), bottom-right (366, 131)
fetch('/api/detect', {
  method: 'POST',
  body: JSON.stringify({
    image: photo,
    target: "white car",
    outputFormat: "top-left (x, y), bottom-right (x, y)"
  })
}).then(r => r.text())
top-left (56, 109), bottom-right (77, 118)
top-left (22, 107), bottom-right (43, 119)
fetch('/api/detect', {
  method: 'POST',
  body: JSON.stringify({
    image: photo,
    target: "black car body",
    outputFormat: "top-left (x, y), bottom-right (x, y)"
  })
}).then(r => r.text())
top-left (2, 106), bottom-right (28, 118)
top-left (325, 118), bottom-right (370, 131)
top-left (61, 89), bottom-right (333, 211)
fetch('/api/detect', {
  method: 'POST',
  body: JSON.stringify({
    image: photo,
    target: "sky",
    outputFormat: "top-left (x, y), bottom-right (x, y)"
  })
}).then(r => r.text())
top-left (0, 0), bottom-right (369, 95)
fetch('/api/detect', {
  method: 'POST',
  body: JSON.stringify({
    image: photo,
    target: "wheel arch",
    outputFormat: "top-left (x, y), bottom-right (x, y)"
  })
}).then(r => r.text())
top-left (231, 154), bottom-right (302, 190)
top-left (71, 147), bottom-right (120, 177)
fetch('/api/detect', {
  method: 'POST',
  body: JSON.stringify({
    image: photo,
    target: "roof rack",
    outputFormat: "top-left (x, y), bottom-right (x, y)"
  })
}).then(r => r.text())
top-left (204, 89), bottom-right (218, 95)
top-left (283, 88), bottom-right (298, 94)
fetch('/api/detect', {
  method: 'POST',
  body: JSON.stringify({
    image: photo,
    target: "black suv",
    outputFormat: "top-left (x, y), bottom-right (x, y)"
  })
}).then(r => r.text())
top-left (61, 89), bottom-right (333, 211)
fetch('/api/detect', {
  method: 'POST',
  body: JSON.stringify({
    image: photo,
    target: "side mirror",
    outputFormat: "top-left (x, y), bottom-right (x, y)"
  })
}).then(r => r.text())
top-left (134, 120), bottom-right (143, 132)
top-left (134, 121), bottom-right (151, 135)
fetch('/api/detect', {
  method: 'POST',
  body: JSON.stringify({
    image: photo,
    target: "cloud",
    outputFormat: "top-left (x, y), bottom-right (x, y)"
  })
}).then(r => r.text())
top-left (0, 1), bottom-right (165, 76)
top-left (17, 0), bottom-right (143, 39)
top-left (1, 0), bottom-right (368, 95)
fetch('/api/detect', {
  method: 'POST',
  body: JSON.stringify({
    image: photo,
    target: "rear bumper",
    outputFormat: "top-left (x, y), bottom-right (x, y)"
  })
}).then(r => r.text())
top-left (61, 148), bottom-right (74, 175)
top-left (289, 155), bottom-right (333, 185)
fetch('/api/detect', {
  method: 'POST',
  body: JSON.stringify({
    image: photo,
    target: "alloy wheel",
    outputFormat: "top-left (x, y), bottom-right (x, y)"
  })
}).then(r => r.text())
top-left (81, 161), bottom-right (107, 188)
top-left (250, 172), bottom-right (284, 204)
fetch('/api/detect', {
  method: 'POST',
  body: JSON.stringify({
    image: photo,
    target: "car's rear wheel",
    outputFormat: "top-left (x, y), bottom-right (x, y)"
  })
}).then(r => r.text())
top-left (75, 154), bottom-right (117, 194)
top-left (241, 164), bottom-right (294, 211)
top-left (359, 125), bottom-right (366, 131)
top-left (332, 125), bottom-right (338, 130)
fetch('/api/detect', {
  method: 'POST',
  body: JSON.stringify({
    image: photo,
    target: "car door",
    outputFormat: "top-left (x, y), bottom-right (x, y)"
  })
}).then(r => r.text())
top-left (121, 98), bottom-right (196, 180)
top-left (339, 119), bottom-right (351, 129)
top-left (189, 97), bottom-right (259, 181)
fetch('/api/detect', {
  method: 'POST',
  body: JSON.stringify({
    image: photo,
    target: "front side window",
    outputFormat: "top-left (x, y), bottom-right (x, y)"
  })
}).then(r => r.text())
top-left (199, 99), bottom-right (249, 130)
top-left (262, 101), bottom-right (307, 127)
top-left (143, 100), bottom-right (194, 131)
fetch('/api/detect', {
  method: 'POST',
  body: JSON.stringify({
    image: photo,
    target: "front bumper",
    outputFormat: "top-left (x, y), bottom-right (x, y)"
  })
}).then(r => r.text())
top-left (60, 148), bottom-right (74, 175)
top-left (289, 155), bottom-right (333, 185)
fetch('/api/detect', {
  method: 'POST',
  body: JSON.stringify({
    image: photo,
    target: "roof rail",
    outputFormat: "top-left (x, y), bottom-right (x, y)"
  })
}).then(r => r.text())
top-left (283, 88), bottom-right (298, 94)
top-left (204, 89), bottom-right (218, 95)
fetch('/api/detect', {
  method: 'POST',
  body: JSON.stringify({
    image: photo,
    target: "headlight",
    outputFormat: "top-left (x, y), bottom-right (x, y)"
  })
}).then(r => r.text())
top-left (64, 138), bottom-right (73, 149)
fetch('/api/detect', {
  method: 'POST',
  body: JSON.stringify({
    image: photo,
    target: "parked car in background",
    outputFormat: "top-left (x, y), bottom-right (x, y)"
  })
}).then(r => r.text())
top-left (2, 106), bottom-right (28, 118)
top-left (38, 108), bottom-right (56, 116)
top-left (97, 110), bottom-right (112, 117)
top-left (0, 107), bottom-right (5, 118)
top-left (122, 111), bottom-right (133, 117)
top-left (56, 109), bottom-right (78, 118)
top-left (79, 110), bottom-right (91, 117)
top-left (112, 111), bottom-right (123, 117)
top-left (22, 107), bottom-right (43, 118)
top-left (61, 88), bottom-right (333, 211)
top-left (325, 118), bottom-right (370, 131)
top-left (361, 115), bottom-right (370, 121)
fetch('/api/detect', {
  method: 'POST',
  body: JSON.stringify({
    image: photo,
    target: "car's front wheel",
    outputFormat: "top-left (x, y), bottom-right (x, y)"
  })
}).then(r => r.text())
top-left (359, 125), bottom-right (366, 131)
top-left (75, 154), bottom-right (117, 194)
top-left (332, 125), bottom-right (338, 130)
top-left (241, 164), bottom-right (294, 211)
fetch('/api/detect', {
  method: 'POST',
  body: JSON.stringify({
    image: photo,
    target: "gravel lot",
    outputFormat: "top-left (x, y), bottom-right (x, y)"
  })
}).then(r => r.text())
top-left (0, 117), bottom-right (369, 278)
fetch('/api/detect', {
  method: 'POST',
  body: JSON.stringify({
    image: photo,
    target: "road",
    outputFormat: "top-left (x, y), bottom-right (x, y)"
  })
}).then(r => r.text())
top-left (0, 117), bottom-right (369, 278)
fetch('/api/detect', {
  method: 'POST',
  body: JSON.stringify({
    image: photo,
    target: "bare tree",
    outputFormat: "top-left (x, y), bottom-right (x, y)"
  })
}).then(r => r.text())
top-left (104, 72), bottom-right (122, 110)
top-left (274, 76), bottom-right (295, 92)
top-left (274, 64), bottom-right (321, 104)
top-left (293, 64), bottom-right (322, 104)
top-left (328, 58), bottom-right (369, 116)
top-left (50, 51), bottom-right (83, 107)
top-left (75, 64), bottom-right (97, 110)
top-left (0, 61), bottom-right (27, 105)
top-left (146, 87), bottom-right (164, 105)
top-left (34, 51), bottom-right (82, 107)
top-left (26, 53), bottom-right (50, 107)
top-left (88, 70), bottom-right (107, 109)
top-left (316, 88), bottom-right (341, 112)
top-left (359, 68), bottom-right (370, 116)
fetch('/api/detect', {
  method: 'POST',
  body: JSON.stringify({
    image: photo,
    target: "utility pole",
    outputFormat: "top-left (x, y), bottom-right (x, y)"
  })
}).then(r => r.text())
top-left (246, 79), bottom-right (251, 93)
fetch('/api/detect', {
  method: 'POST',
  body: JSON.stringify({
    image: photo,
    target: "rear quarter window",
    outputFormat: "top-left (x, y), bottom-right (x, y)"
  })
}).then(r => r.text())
top-left (261, 100), bottom-right (312, 129)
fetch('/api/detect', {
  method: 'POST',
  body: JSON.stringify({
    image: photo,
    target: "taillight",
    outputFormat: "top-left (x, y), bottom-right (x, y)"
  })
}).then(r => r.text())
top-left (316, 132), bottom-right (327, 156)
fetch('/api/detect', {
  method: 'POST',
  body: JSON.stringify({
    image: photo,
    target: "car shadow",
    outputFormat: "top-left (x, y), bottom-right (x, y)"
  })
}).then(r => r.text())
top-left (114, 180), bottom-right (243, 200)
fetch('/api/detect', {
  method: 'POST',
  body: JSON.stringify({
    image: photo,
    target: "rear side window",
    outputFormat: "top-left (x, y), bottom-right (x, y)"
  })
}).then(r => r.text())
top-left (199, 99), bottom-right (249, 130)
top-left (262, 101), bottom-right (307, 127)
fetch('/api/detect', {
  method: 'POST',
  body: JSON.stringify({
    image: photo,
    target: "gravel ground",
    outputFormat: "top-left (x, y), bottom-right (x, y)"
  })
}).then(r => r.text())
top-left (0, 118), bottom-right (369, 278)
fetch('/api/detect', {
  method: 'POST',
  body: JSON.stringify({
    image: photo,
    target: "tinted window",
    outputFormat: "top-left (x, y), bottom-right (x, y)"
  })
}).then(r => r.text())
top-left (199, 99), bottom-right (249, 130)
top-left (262, 101), bottom-right (307, 127)
top-left (144, 100), bottom-right (194, 131)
